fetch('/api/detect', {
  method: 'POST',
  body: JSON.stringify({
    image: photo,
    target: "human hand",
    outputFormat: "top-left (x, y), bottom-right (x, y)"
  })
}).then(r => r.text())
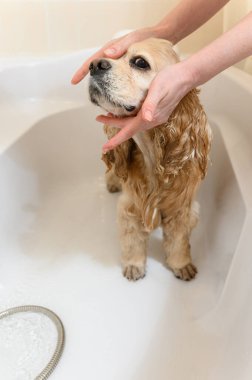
top-left (71, 27), bottom-right (159, 84)
top-left (96, 61), bottom-right (195, 153)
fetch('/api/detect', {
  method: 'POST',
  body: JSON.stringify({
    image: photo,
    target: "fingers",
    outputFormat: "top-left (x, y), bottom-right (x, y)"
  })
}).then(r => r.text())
top-left (96, 114), bottom-right (126, 129)
top-left (71, 67), bottom-right (88, 85)
top-left (71, 32), bottom-right (139, 84)
top-left (99, 112), bottom-right (145, 152)
top-left (102, 122), bottom-right (139, 153)
top-left (104, 27), bottom-right (155, 59)
top-left (97, 109), bottom-right (154, 152)
top-left (71, 36), bottom-right (127, 85)
top-left (71, 47), bottom-right (105, 84)
top-left (71, 37), bottom-right (122, 84)
top-left (104, 34), bottom-right (133, 58)
top-left (71, 28), bottom-right (155, 85)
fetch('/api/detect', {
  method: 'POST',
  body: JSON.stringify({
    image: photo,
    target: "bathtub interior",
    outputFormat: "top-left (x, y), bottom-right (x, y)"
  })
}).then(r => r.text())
top-left (0, 98), bottom-right (246, 379)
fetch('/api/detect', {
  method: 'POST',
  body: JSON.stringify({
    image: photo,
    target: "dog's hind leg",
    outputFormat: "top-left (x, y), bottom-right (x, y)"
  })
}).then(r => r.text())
top-left (118, 194), bottom-right (148, 281)
top-left (162, 205), bottom-right (198, 281)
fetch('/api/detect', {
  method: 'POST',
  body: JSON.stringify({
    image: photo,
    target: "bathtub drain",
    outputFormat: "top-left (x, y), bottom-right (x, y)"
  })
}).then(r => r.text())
top-left (0, 305), bottom-right (65, 380)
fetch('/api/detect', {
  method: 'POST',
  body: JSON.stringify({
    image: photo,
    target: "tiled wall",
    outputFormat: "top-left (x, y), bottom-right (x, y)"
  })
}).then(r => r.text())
top-left (0, 0), bottom-right (224, 57)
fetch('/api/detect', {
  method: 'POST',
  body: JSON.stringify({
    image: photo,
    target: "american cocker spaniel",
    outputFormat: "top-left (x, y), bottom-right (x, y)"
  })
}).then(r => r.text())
top-left (89, 38), bottom-right (212, 281)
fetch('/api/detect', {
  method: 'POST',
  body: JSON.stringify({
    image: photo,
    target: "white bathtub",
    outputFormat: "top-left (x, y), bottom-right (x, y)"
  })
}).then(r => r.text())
top-left (0, 51), bottom-right (252, 380)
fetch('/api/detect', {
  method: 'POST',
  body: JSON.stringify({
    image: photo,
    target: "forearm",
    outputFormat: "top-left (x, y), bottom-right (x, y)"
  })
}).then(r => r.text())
top-left (183, 12), bottom-right (252, 87)
top-left (154, 0), bottom-right (230, 44)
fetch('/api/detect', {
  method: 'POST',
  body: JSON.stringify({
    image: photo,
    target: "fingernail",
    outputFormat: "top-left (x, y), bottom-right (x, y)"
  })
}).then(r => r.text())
top-left (103, 147), bottom-right (109, 154)
top-left (144, 110), bottom-right (153, 121)
top-left (104, 48), bottom-right (116, 55)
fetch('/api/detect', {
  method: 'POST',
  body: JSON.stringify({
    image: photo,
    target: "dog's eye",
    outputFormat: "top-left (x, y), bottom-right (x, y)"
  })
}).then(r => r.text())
top-left (130, 56), bottom-right (150, 70)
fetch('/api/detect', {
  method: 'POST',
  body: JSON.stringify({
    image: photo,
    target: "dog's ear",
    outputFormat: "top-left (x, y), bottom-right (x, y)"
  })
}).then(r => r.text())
top-left (153, 89), bottom-right (211, 179)
top-left (177, 89), bottom-right (211, 179)
top-left (102, 125), bottom-right (134, 181)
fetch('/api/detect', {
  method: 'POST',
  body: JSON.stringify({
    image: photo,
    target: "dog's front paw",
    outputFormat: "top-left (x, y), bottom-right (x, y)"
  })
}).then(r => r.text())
top-left (173, 263), bottom-right (198, 281)
top-left (105, 171), bottom-right (122, 193)
top-left (106, 182), bottom-right (121, 193)
top-left (123, 265), bottom-right (146, 281)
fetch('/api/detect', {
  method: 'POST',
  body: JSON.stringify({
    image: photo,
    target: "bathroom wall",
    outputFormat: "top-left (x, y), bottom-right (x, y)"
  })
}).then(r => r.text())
top-left (0, 0), bottom-right (223, 55)
top-left (223, 0), bottom-right (252, 73)
top-left (0, 0), bottom-right (250, 73)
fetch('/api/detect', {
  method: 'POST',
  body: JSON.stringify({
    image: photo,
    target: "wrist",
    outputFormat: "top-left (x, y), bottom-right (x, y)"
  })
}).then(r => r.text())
top-left (178, 59), bottom-right (200, 91)
top-left (153, 22), bottom-right (179, 45)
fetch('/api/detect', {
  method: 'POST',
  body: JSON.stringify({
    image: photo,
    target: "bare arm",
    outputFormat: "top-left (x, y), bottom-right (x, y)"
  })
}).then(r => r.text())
top-left (183, 11), bottom-right (252, 87)
top-left (155, 0), bottom-right (230, 44)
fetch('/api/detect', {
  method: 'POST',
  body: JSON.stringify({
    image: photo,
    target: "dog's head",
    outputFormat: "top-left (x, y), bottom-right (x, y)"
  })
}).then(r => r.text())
top-left (89, 38), bottom-right (179, 116)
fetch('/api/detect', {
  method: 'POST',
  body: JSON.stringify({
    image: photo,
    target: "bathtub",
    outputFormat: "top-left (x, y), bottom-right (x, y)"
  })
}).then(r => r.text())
top-left (0, 50), bottom-right (252, 380)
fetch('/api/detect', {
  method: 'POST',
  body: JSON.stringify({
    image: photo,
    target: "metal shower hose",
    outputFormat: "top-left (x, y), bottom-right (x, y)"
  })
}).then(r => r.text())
top-left (0, 305), bottom-right (65, 380)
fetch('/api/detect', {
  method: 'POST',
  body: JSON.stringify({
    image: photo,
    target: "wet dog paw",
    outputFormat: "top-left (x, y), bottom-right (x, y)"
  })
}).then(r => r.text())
top-left (173, 263), bottom-right (198, 281)
top-left (123, 265), bottom-right (146, 281)
top-left (106, 183), bottom-right (121, 193)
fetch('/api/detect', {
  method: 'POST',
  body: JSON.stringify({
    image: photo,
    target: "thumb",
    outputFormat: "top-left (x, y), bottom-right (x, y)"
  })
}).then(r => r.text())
top-left (142, 82), bottom-right (163, 122)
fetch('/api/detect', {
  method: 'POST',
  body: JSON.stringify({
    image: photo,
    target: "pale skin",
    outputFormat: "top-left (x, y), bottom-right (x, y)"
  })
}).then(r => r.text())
top-left (71, 0), bottom-right (252, 153)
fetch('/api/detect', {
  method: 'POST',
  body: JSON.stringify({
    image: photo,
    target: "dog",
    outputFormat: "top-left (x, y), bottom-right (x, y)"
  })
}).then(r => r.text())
top-left (89, 38), bottom-right (212, 281)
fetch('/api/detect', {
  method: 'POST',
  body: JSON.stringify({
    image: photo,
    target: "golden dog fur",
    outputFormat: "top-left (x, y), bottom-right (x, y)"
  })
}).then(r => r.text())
top-left (89, 38), bottom-right (212, 281)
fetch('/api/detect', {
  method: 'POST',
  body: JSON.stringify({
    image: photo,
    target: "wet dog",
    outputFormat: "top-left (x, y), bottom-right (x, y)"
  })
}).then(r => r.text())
top-left (89, 38), bottom-right (212, 281)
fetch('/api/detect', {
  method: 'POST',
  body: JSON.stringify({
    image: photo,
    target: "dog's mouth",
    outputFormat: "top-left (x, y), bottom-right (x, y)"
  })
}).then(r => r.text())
top-left (89, 78), bottom-right (137, 116)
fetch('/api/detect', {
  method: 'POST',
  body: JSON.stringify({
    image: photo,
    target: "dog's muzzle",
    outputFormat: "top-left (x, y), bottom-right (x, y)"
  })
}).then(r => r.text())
top-left (88, 58), bottom-right (136, 115)
top-left (89, 59), bottom-right (112, 77)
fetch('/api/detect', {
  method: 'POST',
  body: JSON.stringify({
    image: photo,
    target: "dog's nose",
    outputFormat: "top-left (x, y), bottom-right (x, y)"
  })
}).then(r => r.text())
top-left (89, 59), bottom-right (112, 76)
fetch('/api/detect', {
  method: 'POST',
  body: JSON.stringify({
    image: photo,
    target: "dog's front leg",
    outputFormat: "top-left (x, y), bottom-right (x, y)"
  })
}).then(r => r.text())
top-left (162, 207), bottom-right (198, 281)
top-left (105, 168), bottom-right (122, 193)
top-left (118, 195), bottom-right (148, 281)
